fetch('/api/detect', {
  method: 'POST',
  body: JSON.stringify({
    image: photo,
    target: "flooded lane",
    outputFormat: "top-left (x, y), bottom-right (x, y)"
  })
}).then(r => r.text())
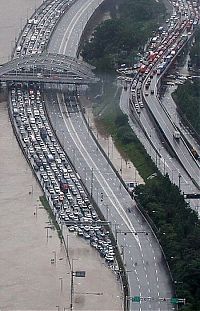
top-left (0, 1), bottom-right (42, 64)
top-left (0, 1), bottom-right (123, 310)
top-left (0, 99), bottom-right (70, 309)
top-left (0, 1), bottom-right (70, 309)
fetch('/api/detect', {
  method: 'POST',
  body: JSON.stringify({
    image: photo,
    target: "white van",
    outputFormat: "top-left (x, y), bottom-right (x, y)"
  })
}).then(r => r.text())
top-left (63, 168), bottom-right (69, 178)
top-left (30, 117), bottom-right (35, 124)
top-left (34, 110), bottom-right (39, 117)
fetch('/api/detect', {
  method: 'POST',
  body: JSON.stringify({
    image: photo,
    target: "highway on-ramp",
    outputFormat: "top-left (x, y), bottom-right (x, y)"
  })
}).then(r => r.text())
top-left (144, 74), bottom-right (200, 186)
top-left (125, 0), bottom-right (200, 207)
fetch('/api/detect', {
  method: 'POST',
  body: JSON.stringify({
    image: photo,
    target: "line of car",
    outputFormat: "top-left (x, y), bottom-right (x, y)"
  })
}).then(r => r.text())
top-left (16, 0), bottom-right (75, 58)
top-left (128, 0), bottom-right (199, 116)
top-left (10, 0), bottom-right (117, 265)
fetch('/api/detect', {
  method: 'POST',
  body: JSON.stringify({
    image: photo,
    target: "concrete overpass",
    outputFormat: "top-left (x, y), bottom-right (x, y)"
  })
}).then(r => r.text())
top-left (0, 53), bottom-right (98, 84)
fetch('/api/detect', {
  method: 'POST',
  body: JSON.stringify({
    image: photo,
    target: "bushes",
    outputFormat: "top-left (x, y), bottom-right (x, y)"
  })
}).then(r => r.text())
top-left (172, 79), bottom-right (200, 135)
top-left (135, 175), bottom-right (200, 310)
top-left (190, 28), bottom-right (200, 69)
top-left (81, 0), bottom-right (166, 71)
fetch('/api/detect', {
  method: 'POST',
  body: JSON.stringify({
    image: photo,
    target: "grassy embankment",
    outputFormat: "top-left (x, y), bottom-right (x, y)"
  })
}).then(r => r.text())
top-left (81, 1), bottom-right (200, 309)
top-left (92, 80), bottom-right (158, 180)
top-left (82, 0), bottom-right (166, 180)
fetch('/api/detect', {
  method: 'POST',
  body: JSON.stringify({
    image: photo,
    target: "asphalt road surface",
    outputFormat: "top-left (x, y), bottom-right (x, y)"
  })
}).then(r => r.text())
top-left (45, 1), bottom-right (175, 310)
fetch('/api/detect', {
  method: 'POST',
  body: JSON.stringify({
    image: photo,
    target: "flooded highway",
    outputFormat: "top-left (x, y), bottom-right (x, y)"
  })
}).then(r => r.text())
top-left (0, 2), bottom-right (70, 309)
top-left (0, 1), bottom-right (42, 64)
top-left (0, 1), bottom-right (122, 310)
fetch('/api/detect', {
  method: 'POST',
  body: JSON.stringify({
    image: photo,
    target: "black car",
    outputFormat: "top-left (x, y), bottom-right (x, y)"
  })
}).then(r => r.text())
top-left (54, 202), bottom-right (62, 210)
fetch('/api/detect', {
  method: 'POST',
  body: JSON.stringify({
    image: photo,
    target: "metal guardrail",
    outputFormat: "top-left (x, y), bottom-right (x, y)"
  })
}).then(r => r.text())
top-left (156, 32), bottom-right (200, 168)
top-left (138, 30), bottom-right (200, 190)
top-left (0, 74), bottom-right (97, 85)
top-left (11, 0), bottom-right (52, 60)
top-left (42, 90), bottom-right (130, 311)
top-left (6, 1), bottom-right (129, 310)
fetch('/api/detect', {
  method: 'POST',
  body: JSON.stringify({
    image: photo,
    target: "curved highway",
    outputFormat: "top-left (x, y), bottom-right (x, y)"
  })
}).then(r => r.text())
top-left (7, 0), bottom-right (177, 310)
top-left (46, 1), bottom-right (174, 310)
top-left (127, 0), bottom-right (200, 197)
top-left (48, 0), bottom-right (104, 57)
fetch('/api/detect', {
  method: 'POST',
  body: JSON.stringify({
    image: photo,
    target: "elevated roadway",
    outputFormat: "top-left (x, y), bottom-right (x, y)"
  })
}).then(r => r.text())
top-left (120, 85), bottom-right (196, 195)
top-left (48, 0), bottom-right (104, 58)
top-left (6, 0), bottom-right (178, 309)
top-left (144, 74), bottom-right (200, 187)
top-left (0, 52), bottom-right (97, 84)
top-left (127, 0), bottom-right (200, 196)
top-left (45, 1), bottom-right (174, 310)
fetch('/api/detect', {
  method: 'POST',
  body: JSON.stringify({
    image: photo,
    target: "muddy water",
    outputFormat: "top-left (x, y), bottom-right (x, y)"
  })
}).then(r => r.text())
top-left (0, 2), bottom-right (123, 310)
top-left (0, 1), bottom-right (42, 64)
top-left (0, 99), bottom-right (70, 309)
top-left (0, 98), bottom-right (123, 310)
top-left (0, 1), bottom-right (72, 308)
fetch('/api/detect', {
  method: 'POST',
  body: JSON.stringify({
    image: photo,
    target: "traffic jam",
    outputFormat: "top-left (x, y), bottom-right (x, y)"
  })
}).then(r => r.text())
top-left (129, 0), bottom-right (199, 115)
top-left (15, 0), bottom-right (75, 57)
top-left (9, 0), bottom-right (116, 265)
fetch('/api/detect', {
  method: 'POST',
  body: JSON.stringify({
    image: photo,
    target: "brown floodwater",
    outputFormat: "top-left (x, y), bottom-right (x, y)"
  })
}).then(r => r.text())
top-left (0, 2), bottom-right (122, 310)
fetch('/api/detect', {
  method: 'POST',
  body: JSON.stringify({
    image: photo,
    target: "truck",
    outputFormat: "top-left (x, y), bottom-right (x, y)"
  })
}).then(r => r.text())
top-left (191, 148), bottom-right (200, 160)
top-left (157, 64), bottom-right (165, 75)
top-left (139, 64), bottom-right (147, 74)
top-left (148, 51), bottom-right (157, 62)
top-left (173, 130), bottom-right (181, 139)
top-left (60, 179), bottom-right (69, 193)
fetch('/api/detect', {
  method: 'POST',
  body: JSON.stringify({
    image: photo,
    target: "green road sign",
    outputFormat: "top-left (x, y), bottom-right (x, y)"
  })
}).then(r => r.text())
top-left (132, 296), bottom-right (141, 302)
top-left (171, 298), bottom-right (179, 304)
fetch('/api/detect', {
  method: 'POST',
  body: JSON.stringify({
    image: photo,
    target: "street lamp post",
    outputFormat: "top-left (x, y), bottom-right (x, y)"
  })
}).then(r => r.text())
top-left (155, 150), bottom-right (158, 166)
top-left (66, 234), bottom-right (69, 261)
top-left (164, 158), bottom-right (166, 175)
top-left (120, 156), bottom-right (123, 176)
top-left (107, 137), bottom-right (110, 159)
top-left (96, 187), bottom-right (99, 205)
top-left (70, 260), bottom-right (74, 311)
top-left (73, 148), bottom-right (76, 166)
top-left (105, 204), bottom-right (109, 221)
top-left (62, 130), bottom-right (65, 150)
top-left (59, 277), bottom-right (63, 292)
top-left (45, 226), bottom-right (52, 239)
top-left (90, 167), bottom-right (94, 197)
top-left (70, 258), bottom-right (81, 311)
top-left (178, 173), bottom-right (181, 190)
top-left (121, 245), bottom-right (125, 262)
top-left (52, 251), bottom-right (57, 264)
top-left (174, 280), bottom-right (183, 284)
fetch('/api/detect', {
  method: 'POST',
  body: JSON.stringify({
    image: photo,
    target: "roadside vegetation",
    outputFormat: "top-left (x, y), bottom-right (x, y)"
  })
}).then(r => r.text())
top-left (81, 0), bottom-right (200, 309)
top-left (83, 0), bottom-right (166, 180)
top-left (93, 81), bottom-right (157, 180)
top-left (135, 176), bottom-right (200, 310)
top-left (81, 0), bottom-right (166, 71)
top-left (190, 28), bottom-right (200, 69)
top-left (172, 79), bottom-right (200, 135)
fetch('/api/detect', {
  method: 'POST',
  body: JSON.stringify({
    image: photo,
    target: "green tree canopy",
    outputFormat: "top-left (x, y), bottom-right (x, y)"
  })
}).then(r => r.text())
top-left (135, 175), bottom-right (200, 310)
